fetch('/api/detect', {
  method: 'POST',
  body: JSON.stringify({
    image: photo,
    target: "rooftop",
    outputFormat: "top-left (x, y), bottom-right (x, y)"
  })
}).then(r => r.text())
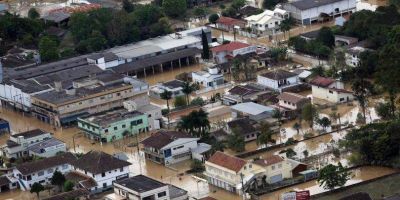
top-left (3, 79), bottom-right (52, 94)
top-left (216, 16), bottom-right (245, 26)
top-left (231, 102), bottom-right (275, 116)
top-left (211, 42), bottom-right (251, 53)
top-left (309, 76), bottom-right (336, 87)
top-left (42, 12), bottom-right (71, 23)
top-left (79, 107), bottom-right (144, 127)
top-left (290, 0), bottom-right (348, 10)
top-left (300, 30), bottom-right (320, 40)
top-left (163, 79), bottom-right (185, 89)
top-left (227, 117), bottom-right (257, 134)
top-left (42, 189), bottom-right (90, 200)
top-left (73, 150), bottom-right (131, 174)
top-left (16, 152), bottom-right (76, 175)
top-left (253, 155), bottom-right (284, 167)
top-left (115, 175), bottom-right (166, 193)
top-left (228, 85), bottom-right (261, 96)
top-left (12, 129), bottom-right (49, 139)
top-left (141, 130), bottom-right (194, 149)
top-left (168, 184), bottom-right (188, 199)
top-left (260, 69), bottom-right (297, 80)
top-left (87, 52), bottom-right (119, 62)
top-left (26, 138), bottom-right (65, 154)
top-left (277, 92), bottom-right (308, 104)
top-left (207, 151), bottom-right (247, 172)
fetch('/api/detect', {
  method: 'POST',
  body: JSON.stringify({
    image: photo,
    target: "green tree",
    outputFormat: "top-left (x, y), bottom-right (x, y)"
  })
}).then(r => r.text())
top-left (28, 8), bottom-right (40, 19)
top-left (317, 26), bottom-right (335, 48)
top-left (285, 148), bottom-right (297, 158)
top-left (352, 76), bottom-right (373, 123)
top-left (190, 97), bottom-right (204, 106)
top-left (208, 13), bottom-right (219, 24)
top-left (190, 159), bottom-right (205, 172)
top-left (193, 7), bottom-right (207, 17)
top-left (160, 90), bottom-right (173, 112)
top-left (279, 17), bottom-right (295, 39)
top-left (201, 29), bottom-right (210, 60)
top-left (302, 103), bottom-right (318, 129)
top-left (87, 30), bottom-right (107, 52)
top-left (257, 122), bottom-right (274, 146)
top-left (122, 0), bottom-right (135, 13)
top-left (177, 109), bottom-right (210, 137)
top-left (182, 81), bottom-right (194, 105)
top-left (292, 122), bottom-right (301, 135)
top-left (375, 102), bottom-right (393, 120)
top-left (174, 96), bottom-right (187, 108)
top-left (162, 0), bottom-right (187, 18)
top-left (227, 128), bottom-right (245, 152)
top-left (51, 171), bottom-right (66, 191)
top-left (317, 117), bottom-right (331, 131)
top-left (39, 36), bottom-right (59, 62)
top-left (231, 0), bottom-right (245, 10)
top-left (30, 182), bottom-right (44, 198)
top-left (318, 162), bottom-right (351, 190)
top-left (63, 180), bottom-right (74, 192)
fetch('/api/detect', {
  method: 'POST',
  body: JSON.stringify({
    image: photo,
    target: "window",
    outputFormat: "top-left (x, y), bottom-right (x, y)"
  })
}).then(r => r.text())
top-left (122, 124), bottom-right (126, 128)
top-left (105, 129), bottom-right (109, 133)
top-left (114, 127), bottom-right (118, 131)
top-left (278, 164), bottom-right (282, 168)
top-left (329, 90), bottom-right (333, 94)
top-left (103, 183), bottom-right (107, 188)
top-left (272, 165), bottom-right (275, 170)
top-left (47, 169), bottom-right (54, 174)
top-left (158, 191), bottom-right (167, 198)
top-left (38, 171), bottom-right (44, 176)
top-left (102, 172), bottom-right (106, 177)
top-left (62, 164), bottom-right (68, 170)
top-left (117, 93), bottom-right (121, 96)
top-left (120, 168), bottom-right (123, 172)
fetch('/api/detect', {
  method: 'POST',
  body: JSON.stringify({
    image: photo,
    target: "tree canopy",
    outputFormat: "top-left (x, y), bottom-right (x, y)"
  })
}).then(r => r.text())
top-left (318, 162), bottom-right (350, 190)
top-left (162, 0), bottom-right (187, 18)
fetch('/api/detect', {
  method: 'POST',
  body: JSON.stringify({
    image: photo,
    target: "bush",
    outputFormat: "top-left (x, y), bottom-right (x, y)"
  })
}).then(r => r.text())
top-left (303, 132), bottom-right (314, 139)
top-left (332, 148), bottom-right (341, 158)
top-left (63, 180), bottom-right (74, 192)
top-left (174, 96), bottom-right (187, 108)
top-left (189, 160), bottom-right (205, 173)
top-left (285, 138), bottom-right (296, 146)
top-left (161, 109), bottom-right (170, 116)
top-left (191, 97), bottom-right (204, 106)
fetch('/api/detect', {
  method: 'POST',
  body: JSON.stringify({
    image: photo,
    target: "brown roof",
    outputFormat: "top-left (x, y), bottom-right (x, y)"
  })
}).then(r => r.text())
top-left (199, 197), bottom-right (218, 200)
top-left (309, 76), bottom-right (335, 87)
top-left (277, 92), bottom-right (308, 104)
top-left (216, 16), bottom-right (245, 26)
top-left (141, 131), bottom-right (194, 149)
top-left (260, 70), bottom-right (297, 80)
top-left (12, 129), bottom-right (48, 139)
top-left (253, 155), bottom-right (284, 167)
top-left (207, 151), bottom-right (247, 172)
top-left (228, 85), bottom-right (260, 96)
top-left (227, 118), bottom-right (257, 135)
top-left (73, 151), bottom-right (131, 174)
top-left (16, 152), bottom-right (76, 175)
top-left (42, 189), bottom-right (90, 200)
top-left (0, 176), bottom-right (10, 186)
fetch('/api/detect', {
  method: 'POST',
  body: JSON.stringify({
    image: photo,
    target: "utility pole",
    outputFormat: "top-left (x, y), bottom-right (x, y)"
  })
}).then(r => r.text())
top-left (240, 173), bottom-right (245, 200)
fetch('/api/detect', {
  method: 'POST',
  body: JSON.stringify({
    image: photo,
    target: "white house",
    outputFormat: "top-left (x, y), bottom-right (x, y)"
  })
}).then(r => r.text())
top-left (310, 76), bottom-right (354, 103)
top-left (72, 151), bottom-right (131, 193)
top-left (26, 138), bottom-right (67, 158)
top-left (192, 67), bottom-right (224, 88)
top-left (282, 0), bottom-right (356, 25)
top-left (276, 92), bottom-right (310, 110)
top-left (141, 131), bottom-right (200, 166)
top-left (257, 70), bottom-right (300, 92)
top-left (345, 42), bottom-right (372, 67)
top-left (245, 8), bottom-right (289, 35)
top-left (149, 80), bottom-right (185, 99)
top-left (87, 52), bottom-right (120, 70)
top-left (108, 175), bottom-right (188, 200)
top-left (12, 152), bottom-right (77, 191)
top-left (2, 129), bottom-right (53, 158)
top-left (231, 102), bottom-right (275, 122)
top-left (211, 42), bottom-right (257, 64)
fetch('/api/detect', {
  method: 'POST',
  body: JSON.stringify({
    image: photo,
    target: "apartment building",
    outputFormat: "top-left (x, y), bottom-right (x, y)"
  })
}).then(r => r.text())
top-left (31, 70), bottom-right (149, 127)
top-left (2, 129), bottom-right (52, 158)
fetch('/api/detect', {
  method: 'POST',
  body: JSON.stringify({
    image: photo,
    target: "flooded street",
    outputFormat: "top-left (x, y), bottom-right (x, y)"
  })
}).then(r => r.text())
top-left (259, 166), bottom-right (397, 200)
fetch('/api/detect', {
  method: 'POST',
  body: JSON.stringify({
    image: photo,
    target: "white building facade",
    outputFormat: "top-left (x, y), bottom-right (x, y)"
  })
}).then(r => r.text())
top-left (310, 77), bottom-right (354, 103)
top-left (192, 67), bottom-right (224, 88)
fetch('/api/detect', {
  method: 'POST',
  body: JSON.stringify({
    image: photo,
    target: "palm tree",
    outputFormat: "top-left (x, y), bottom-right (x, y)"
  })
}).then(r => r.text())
top-left (160, 89), bottom-right (173, 111)
top-left (177, 109), bottom-right (210, 137)
top-left (257, 122), bottom-right (273, 146)
top-left (272, 109), bottom-right (284, 143)
top-left (279, 17), bottom-right (295, 40)
top-left (182, 81), bottom-right (194, 105)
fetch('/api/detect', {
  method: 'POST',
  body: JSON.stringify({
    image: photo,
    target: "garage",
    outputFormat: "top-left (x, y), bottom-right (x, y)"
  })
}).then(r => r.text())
top-left (270, 174), bottom-right (283, 184)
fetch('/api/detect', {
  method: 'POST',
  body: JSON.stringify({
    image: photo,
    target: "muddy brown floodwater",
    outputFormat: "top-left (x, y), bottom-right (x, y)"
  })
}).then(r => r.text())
top-left (0, 107), bottom-right (211, 199)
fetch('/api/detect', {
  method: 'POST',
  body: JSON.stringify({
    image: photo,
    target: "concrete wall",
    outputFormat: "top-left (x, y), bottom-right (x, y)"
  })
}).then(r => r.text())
top-left (257, 76), bottom-right (299, 91)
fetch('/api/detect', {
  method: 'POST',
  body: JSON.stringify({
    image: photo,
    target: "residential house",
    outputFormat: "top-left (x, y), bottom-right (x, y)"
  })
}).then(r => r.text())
top-left (26, 138), bottom-right (67, 158)
top-left (2, 129), bottom-right (52, 158)
top-left (77, 107), bottom-right (149, 143)
top-left (12, 152), bottom-right (77, 191)
top-left (257, 70), bottom-right (300, 92)
top-left (136, 103), bottom-right (162, 131)
top-left (282, 0), bottom-right (356, 25)
top-left (192, 67), bottom-right (224, 88)
top-left (335, 35), bottom-right (359, 46)
top-left (226, 117), bottom-right (259, 142)
top-left (141, 131), bottom-right (200, 166)
top-left (107, 175), bottom-right (188, 200)
top-left (191, 143), bottom-right (212, 163)
top-left (211, 42), bottom-right (257, 64)
top-left (277, 92), bottom-right (310, 111)
top-left (231, 102), bottom-right (275, 121)
top-left (42, 189), bottom-right (90, 200)
top-left (204, 151), bottom-right (265, 194)
top-left (0, 176), bottom-right (18, 192)
top-left (72, 151), bottom-right (131, 193)
top-left (31, 70), bottom-right (149, 127)
top-left (222, 84), bottom-right (264, 105)
top-left (245, 8), bottom-right (289, 35)
top-left (252, 155), bottom-right (294, 184)
top-left (216, 17), bottom-right (246, 32)
top-left (292, 69), bottom-right (312, 82)
top-left (149, 79), bottom-right (185, 99)
top-left (210, 129), bottom-right (229, 142)
top-left (310, 76), bottom-right (354, 103)
top-left (344, 41), bottom-right (372, 67)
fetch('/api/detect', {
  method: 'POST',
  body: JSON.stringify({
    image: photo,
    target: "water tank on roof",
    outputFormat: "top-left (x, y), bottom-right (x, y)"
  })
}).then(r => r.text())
top-left (208, 67), bottom-right (218, 75)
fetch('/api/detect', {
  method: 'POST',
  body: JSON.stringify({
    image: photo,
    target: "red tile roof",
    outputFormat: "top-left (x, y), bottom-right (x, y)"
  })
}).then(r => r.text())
top-left (207, 151), bottom-right (247, 172)
top-left (211, 42), bottom-right (251, 53)
top-left (216, 16), bottom-right (245, 26)
top-left (253, 155), bottom-right (284, 167)
top-left (309, 76), bottom-right (336, 87)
